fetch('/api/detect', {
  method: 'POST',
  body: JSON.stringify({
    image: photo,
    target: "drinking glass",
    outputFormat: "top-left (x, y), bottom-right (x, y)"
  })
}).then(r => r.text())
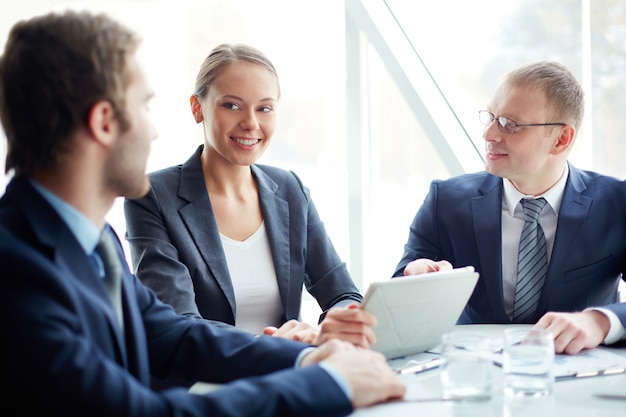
top-left (440, 331), bottom-right (492, 401)
top-left (502, 327), bottom-right (555, 398)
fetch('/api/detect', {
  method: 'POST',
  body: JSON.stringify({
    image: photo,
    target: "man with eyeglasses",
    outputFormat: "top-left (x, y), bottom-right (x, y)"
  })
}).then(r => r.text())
top-left (393, 61), bottom-right (626, 355)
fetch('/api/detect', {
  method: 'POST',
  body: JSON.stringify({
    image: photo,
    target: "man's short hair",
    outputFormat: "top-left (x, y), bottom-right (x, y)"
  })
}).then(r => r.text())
top-left (0, 10), bottom-right (141, 175)
top-left (503, 61), bottom-right (584, 131)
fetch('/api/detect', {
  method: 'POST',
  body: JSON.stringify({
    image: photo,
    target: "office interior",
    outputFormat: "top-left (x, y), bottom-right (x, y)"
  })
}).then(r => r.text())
top-left (1, 0), bottom-right (625, 324)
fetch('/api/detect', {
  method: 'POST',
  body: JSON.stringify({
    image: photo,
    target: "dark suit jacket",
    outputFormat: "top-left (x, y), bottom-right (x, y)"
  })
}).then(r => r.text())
top-left (0, 176), bottom-right (351, 417)
top-left (393, 164), bottom-right (626, 326)
top-left (124, 145), bottom-right (361, 325)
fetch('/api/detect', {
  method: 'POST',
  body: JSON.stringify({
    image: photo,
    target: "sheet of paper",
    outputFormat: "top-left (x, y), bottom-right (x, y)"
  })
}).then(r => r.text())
top-left (387, 351), bottom-right (442, 374)
top-left (552, 347), bottom-right (626, 378)
top-left (491, 345), bottom-right (626, 379)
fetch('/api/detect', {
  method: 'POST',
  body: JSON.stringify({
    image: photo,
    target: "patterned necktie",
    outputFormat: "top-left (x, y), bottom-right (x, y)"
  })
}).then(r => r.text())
top-left (513, 197), bottom-right (548, 323)
top-left (95, 230), bottom-right (124, 330)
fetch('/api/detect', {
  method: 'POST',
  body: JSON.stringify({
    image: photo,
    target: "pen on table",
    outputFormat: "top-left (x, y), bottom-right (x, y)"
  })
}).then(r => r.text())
top-left (396, 357), bottom-right (444, 375)
top-left (593, 394), bottom-right (626, 401)
top-left (559, 366), bottom-right (626, 380)
top-left (393, 397), bottom-right (464, 403)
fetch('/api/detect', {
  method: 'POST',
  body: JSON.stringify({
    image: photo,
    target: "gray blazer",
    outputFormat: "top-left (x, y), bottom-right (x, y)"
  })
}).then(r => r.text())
top-left (124, 145), bottom-right (361, 326)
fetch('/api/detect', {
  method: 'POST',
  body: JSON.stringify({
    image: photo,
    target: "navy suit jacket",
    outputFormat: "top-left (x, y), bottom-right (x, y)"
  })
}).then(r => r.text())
top-left (124, 145), bottom-right (361, 325)
top-left (394, 164), bottom-right (626, 327)
top-left (0, 176), bottom-right (352, 417)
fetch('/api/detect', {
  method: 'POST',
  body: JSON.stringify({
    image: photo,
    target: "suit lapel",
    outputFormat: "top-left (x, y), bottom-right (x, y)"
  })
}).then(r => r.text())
top-left (471, 175), bottom-right (510, 322)
top-left (253, 166), bottom-right (291, 319)
top-left (537, 165), bottom-right (591, 317)
top-left (11, 179), bottom-right (129, 366)
top-left (177, 148), bottom-right (236, 317)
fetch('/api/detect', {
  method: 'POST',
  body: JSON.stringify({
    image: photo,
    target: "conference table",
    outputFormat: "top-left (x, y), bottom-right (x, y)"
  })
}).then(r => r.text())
top-left (350, 324), bottom-right (626, 417)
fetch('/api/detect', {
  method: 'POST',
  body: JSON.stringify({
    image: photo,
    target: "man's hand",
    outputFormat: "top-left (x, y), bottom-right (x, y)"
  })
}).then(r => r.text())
top-left (300, 340), bottom-right (406, 408)
top-left (534, 310), bottom-right (610, 354)
top-left (323, 347), bottom-right (407, 408)
top-left (299, 339), bottom-right (356, 366)
top-left (316, 304), bottom-right (377, 348)
top-left (403, 258), bottom-right (452, 276)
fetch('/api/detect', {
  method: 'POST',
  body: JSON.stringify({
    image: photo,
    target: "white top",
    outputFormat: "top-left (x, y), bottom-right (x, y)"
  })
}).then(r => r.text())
top-left (220, 222), bottom-right (283, 334)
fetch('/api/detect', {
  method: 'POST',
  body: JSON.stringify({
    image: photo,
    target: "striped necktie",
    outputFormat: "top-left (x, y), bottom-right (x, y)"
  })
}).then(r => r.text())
top-left (513, 197), bottom-right (548, 323)
top-left (95, 230), bottom-right (124, 330)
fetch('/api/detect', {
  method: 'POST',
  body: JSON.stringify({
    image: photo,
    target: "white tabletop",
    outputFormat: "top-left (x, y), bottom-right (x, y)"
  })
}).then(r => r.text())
top-left (350, 324), bottom-right (626, 417)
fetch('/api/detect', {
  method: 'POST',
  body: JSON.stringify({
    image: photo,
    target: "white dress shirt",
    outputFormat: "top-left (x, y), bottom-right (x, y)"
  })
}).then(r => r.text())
top-left (501, 167), bottom-right (566, 317)
top-left (500, 165), bottom-right (625, 342)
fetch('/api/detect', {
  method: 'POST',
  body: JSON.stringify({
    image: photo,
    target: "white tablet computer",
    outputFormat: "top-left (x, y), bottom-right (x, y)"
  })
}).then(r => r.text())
top-left (362, 266), bottom-right (479, 359)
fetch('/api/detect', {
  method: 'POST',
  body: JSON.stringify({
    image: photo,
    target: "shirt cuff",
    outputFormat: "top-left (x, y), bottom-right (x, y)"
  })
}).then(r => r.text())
top-left (295, 347), bottom-right (316, 368)
top-left (319, 362), bottom-right (353, 401)
top-left (585, 307), bottom-right (626, 345)
top-left (294, 347), bottom-right (352, 401)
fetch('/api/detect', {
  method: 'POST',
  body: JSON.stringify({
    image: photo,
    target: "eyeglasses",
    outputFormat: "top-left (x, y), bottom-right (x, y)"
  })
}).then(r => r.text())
top-left (478, 110), bottom-right (565, 134)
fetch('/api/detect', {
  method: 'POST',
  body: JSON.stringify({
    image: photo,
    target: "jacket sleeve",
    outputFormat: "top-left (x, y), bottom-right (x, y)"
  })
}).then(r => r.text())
top-left (124, 186), bottom-right (203, 319)
top-left (392, 180), bottom-right (446, 277)
top-left (0, 232), bottom-right (352, 417)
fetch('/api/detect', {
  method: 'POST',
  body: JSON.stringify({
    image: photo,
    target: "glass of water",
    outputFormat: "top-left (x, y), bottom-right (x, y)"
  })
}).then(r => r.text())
top-left (502, 327), bottom-right (555, 398)
top-left (440, 331), bottom-right (492, 401)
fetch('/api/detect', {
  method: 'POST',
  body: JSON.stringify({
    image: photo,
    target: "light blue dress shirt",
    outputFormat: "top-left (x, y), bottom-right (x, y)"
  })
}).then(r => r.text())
top-left (30, 180), bottom-right (100, 254)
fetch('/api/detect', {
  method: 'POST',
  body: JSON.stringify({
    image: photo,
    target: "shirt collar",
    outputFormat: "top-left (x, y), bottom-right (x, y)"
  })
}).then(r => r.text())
top-left (503, 163), bottom-right (569, 217)
top-left (30, 180), bottom-right (101, 254)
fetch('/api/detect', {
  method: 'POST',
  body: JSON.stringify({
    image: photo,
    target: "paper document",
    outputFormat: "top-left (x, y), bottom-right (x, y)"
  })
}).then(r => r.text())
top-left (388, 351), bottom-right (442, 375)
top-left (492, 345), bottom-right (626, 380)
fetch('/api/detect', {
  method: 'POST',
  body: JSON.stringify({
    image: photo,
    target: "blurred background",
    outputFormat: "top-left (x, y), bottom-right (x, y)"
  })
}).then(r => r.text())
top-left (1, 0), bottom-right (625, 323)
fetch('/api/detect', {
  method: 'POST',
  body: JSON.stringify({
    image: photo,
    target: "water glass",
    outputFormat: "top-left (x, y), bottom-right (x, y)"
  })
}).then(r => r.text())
top-left (502, 328), bottom-right (554, 398)
top-left (440, 331), bottom-right (492, 401)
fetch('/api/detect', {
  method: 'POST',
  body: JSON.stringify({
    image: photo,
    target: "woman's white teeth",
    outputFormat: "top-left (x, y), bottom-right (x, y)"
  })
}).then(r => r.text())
top-left (233, 137), bottom-right (258, 146)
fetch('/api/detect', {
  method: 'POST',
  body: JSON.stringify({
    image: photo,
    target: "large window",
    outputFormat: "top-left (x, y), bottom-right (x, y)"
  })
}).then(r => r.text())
top-left (350, 0), bottom-right (626, 302)
top-left (1, 0), bottom-right (625, 323)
